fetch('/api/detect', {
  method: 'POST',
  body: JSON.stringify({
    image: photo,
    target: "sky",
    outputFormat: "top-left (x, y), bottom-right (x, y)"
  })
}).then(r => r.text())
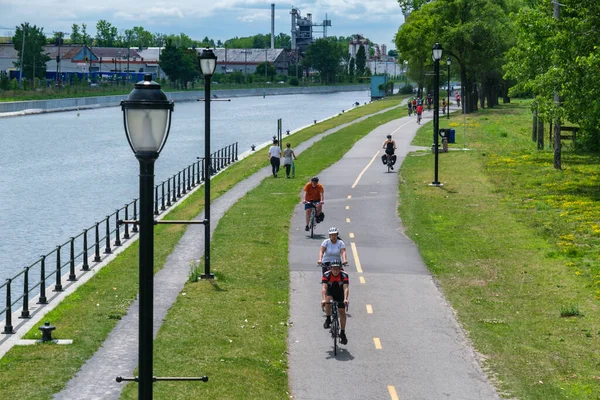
top-left (0, 0), bottom-right (405, 51)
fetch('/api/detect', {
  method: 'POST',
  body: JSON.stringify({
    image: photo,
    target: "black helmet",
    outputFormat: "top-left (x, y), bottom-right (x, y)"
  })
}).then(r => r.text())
top-left (387, 134), bottom-right (392, 139)
top-left (330, 259), bottom-right (342, 268)
top-left (311, 176), bottom-right (319, 182)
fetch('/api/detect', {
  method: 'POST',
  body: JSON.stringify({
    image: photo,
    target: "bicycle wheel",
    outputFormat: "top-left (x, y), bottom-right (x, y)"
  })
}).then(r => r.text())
top-left (332, 318), bottom-right (339, 356)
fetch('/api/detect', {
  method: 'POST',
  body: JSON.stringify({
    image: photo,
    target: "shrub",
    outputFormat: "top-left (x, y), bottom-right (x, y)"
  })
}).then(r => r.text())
top-left (399, 83), bottom-right (414, 95)
top-left (289, 77), bottom-right (299, 86)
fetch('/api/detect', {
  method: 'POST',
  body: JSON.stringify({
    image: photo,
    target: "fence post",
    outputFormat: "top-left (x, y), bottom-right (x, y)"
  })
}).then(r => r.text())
top-left (132, 200), bottom-right (138, 233)
top-left (177, 172), bottom-right (181, 198)
top-left (172, 175), bottom-right (178, 202)
top-left (196, 158), bottom-right (201, 184)
top-left (235, 142), bottom-right (238, 161)
top-left (182, 169), bottom-right (187, 195)
top-left (201, 158), bottom-right (205, 182)
top-left (82, 229), bottom-right (90, 271)
top-left (20, 267), bottom-right (30, 318)
top-left (123, 206), bottom-right (130, 239)
top-left (94, 222), bottom-right (102, 262)
top-left (154, 186), bottom-right (160, 215)
top-left (191, 164), bottom-right (196, 187)
top-left (187, 166), bottom-right (192, 191)
top-left (161, 182), bottom-right (166, 210)
top-left (68, 237), bottom-right (77, 281)
top-left (167, 179), bottom-right (172, 207)
top-left (104, 216), bottom-right (112, 254)
top-left (38, 256), bottom-right (48, 304)
top-left (54, 245), bottom-right (63, 291)
top-left (114, 210), bottom-right (122, 246)
top-left (3, 279), bottom-right (13, 334)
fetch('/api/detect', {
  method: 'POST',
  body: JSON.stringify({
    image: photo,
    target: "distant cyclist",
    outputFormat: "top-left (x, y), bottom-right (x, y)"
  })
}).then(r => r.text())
top-left (382, 134), bottom-right (397, 170)
top-left (317, 227), bottom-right (348, 274)
top-left (407, 101), bottom-right (413, 116)
top-left (302, 176), bottom-right (324, 231)
top-left (441, 98), bottom-right (446, 115)
top-left (321, 260), bottom-right (349, 345)
top-left (416, 103), bottom-right (423, 124)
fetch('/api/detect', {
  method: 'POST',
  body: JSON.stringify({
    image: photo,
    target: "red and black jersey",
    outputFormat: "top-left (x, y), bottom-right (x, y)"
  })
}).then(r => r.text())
top-left (322, 271), bottom-right (349, 298)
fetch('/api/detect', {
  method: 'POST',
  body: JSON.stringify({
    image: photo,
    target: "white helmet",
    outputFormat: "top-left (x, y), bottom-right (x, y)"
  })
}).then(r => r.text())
top-left (328, 227), bottom-right (339, 235)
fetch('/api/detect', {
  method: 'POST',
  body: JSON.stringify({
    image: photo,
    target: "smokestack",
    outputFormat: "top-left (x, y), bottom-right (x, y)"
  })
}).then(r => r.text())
top-left (271, 3), bottom-right (275, 49)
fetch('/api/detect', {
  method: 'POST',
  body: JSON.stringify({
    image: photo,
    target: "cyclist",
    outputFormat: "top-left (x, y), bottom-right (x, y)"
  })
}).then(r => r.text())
top-left (317, 227), bottom-right (348, 274)
top-left (416, 103), bottom-right (423, 124)
top-left (455, 93), bottom-right (461, 108)
top-left (302, 176), bottom-right (324, 231)
top-left (322, 260), bottom-right (349, 344)
top-left (441, 98), bottom-right (446, 115)
top-left (412, 98), bottom-right (417, 111)
top-left (407, 101), bottom-right (413, 116)
top-left (382, 134), bottom-right (397, 170)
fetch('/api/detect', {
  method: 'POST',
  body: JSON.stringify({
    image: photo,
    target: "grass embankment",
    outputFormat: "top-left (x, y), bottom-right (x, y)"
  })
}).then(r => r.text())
top-left (0, 97), bottom-right (403, 399)
top-left (400, 101), bottom-right (600, 399)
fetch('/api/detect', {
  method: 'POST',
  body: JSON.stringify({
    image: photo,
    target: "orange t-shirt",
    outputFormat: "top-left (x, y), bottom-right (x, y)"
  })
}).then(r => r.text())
top-left (304, 183), bottom-right (324, 202)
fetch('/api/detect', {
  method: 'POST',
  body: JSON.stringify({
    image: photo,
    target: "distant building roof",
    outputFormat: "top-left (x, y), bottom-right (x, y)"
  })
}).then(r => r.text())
top-left (202, 48), bottom-right (286, 64)
top-left (91, 47), bottom-right (142, 59)
top-left (135, 47), bottom-right (161, 62)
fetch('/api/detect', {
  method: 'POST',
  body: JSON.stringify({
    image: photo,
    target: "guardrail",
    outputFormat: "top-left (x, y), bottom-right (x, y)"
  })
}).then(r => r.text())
top-left (0, 142), bottom-right (239, 334)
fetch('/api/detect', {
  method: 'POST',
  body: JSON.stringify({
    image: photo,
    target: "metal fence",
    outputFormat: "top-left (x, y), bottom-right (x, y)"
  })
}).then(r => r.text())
top-left (0, 142), bottom-right (238, 334)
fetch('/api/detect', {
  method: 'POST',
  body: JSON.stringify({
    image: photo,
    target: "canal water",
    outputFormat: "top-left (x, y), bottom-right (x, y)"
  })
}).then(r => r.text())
top-left (0, 90), bottom-right (370, 280)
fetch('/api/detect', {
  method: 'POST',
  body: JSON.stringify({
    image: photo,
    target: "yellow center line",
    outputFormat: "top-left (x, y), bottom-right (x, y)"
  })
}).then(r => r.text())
top-left (359, 276), bottom-right (366, 284)
top-left (366, 304), bottom-right (373, 314)
top-left (374, 337), bottom-right (382, 349)
top-left (350, 242), bottom-right (363, 273)
top-left (347, 195), bottom-right (352, 199)
top-left (345, 205), bottom-right (350, 210)
top-left (349, 232), bottom-right (355, 239)
top-left (352, 151), bottom-right (379, 189)
top-left (388, 385), bottom-right (399, 400)
top-left (346, 217), bottom-right (351, 223)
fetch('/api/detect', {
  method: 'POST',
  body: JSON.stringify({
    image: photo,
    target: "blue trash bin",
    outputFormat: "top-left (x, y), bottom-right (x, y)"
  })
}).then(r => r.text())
top-left (449, 128), bottom-right (456, 143)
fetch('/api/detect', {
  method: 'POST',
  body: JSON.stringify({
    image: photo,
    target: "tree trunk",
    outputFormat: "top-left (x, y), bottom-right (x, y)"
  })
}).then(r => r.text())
top-left (532, 110), bottom-right (538, 142)
top-left (503, 80), bottom-right (510, 103)
top-left (479, 80), bottom-right (486, 109)
top-left (472, 82), bottom-right (479, 112)
top-left (554, 120), bottom-right (561, 169)
top-left (537, 118), bottom-right (544, 150)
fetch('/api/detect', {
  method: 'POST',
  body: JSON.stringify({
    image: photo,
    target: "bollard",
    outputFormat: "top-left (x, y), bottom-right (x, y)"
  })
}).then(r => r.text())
top-left (82, 229), bottom-right (90, 270)
top-left (68, 237), bottom-right (77, 281)
top-left (39, 322), bottom-right (56, 342)
top-left (251, 144), bottom-right (256, 151)
top-left (104, 217), bottom-right (112, 254)
top-left (94, 222), bottom-right (102, 261)
top-left (54, 246), bottom-right (63, 291)
top-left (38, 256), bottom-right (48, 304)
top-left (114, 210), bottom-right (122, 246)
top-left (20, 267), bottom-right (30, 318)
top-left (3, 279), bottom-right (13, 334)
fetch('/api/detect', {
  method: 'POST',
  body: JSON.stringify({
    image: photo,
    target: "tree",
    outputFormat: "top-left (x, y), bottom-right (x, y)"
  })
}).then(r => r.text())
top-left (70, 24), bottom-right (81, 44)
top-left (304, 38), bottom-right (343, 84)
top-left (96, 20), bottom-right (118, 47)
top-left (12, 23), bottom-right (50, 81)
top-left (356, 46), bottom-right (366, 77)
top-left (158, 39), bottom-right (199, 88)
top-left (349, 57), bottom-right (355, 81)
top-left (255, 62), bottom-right (276, 81)
top-left (52, 31), bottom-right (64, 46)
top-left (81, 23), bottom-right (91, 46)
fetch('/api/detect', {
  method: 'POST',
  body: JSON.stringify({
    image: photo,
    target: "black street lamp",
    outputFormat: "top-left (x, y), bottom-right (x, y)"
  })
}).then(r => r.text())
top-left (431, 43), bottom-right (443, 187)
top-left (120, 74), bottom-right (174, 399)
top-left (198, 48), bottom-right (217, 280)
top-left (446, 57), bottom-right (451, 119)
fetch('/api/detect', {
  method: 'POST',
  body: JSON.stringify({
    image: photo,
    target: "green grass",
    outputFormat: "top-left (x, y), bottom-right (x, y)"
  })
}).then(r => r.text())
top-left (0, 96), bottom-right (404, 399)
top-left (399, 101), bottom-right (600, 399)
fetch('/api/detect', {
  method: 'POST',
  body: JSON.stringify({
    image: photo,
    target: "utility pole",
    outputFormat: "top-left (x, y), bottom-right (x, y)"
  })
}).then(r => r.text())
top-left (553, 0), bottom-right (562, 170)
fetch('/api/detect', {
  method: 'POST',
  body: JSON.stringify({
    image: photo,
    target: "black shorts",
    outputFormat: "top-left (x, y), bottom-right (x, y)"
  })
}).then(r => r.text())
top-left (385, 149), bottom-right (394, 156)
top-left (326, 291), bottom-right (346, 309)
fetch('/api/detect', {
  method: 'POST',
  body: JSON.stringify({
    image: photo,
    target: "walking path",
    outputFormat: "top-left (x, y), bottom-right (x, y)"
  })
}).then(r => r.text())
top-left (53, 103), bottom-right (402, 400)
top-left (287, 109), bottom-right (500, 399)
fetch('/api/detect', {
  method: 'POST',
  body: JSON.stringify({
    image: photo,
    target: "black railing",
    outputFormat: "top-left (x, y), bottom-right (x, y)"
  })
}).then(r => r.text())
top-left (0, 142), bottom-right (238, 334)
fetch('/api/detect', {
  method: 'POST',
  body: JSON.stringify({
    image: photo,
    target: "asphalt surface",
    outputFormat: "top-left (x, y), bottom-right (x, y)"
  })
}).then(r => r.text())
top-left (288, 109), bottom-right (501, 400)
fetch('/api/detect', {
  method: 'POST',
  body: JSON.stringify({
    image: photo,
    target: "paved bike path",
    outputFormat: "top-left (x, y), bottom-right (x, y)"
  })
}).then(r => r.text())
top-left (288, 110), bottom-right (500, 399)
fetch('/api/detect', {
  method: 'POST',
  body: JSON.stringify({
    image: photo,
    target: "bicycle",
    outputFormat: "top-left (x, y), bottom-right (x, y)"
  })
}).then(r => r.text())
top-left (385, 153), bottom-right (393, 173)
top-left (326, 300), bottom-right (348, 356)
top-left (306, 201), bottom-right (319, 238)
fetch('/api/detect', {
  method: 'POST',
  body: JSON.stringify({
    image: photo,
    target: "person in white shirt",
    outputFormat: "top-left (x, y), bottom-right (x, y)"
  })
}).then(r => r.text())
top-left (317, 227), bottom-right (348, 274)
top-left (268, 139), bottom-right (282, 177)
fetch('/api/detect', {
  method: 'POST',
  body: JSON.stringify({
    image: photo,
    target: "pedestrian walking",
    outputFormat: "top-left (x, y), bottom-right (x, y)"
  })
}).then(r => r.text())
top-left (282, 143), bottom-right (297, 179)
top-left (268, 139), bottom-right (282, 177)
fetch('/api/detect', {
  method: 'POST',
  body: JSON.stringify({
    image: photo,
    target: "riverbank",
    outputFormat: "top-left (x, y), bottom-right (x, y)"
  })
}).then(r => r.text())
top-left (0, 84), bottom-right (368, 116)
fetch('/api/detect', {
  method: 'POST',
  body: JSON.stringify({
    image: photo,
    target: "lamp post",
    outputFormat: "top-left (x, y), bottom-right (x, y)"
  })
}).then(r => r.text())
top-left (430, 43), bottom-right (443, 187)
top-left (198, 48), bottom-right (217, 280)
top-left (120, 74), bottom-right (174, 399)
top-left (446, 57), bottom-right (451, 119)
